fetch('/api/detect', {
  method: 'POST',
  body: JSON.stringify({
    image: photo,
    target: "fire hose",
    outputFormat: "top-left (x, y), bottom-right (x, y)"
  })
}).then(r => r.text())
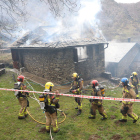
top-left (26, 108), bottom-right (66, 125)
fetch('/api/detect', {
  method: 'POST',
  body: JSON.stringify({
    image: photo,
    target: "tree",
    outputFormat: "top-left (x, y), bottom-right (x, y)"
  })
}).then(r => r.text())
top-left (0, 0), bottom-right (27, 37)
top-left (0, 0), bottom-right (80, 38)
top-left (41, 0), bottom-right (80, 17)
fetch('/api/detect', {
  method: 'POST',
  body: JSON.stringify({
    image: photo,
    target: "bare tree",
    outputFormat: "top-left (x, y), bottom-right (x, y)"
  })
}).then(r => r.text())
top-left (0, 0), bottom-right (80, 39)
top-left (40, 0), bottom-right (80, 17)
top-left (0, 0), bottom-right (28, 37)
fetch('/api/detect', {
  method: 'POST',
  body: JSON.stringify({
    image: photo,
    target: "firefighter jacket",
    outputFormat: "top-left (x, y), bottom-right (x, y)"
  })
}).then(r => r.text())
top-left (122, 85), bottom-right (136, 105)
top-left (90, 86), bottom-right (102, 105)
top-left (43, 90), bottom-right (59, 114)
top-left (17, 83), bottom-right (29, 98)
top-left (129, 75), bottom-right (139, 87)
top-left (70, 78), bottom-right (83, 94)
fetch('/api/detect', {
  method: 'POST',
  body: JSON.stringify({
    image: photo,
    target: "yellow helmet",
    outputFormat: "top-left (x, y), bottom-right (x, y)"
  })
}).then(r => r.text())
top-left (132, 72), bottom-right (137, 76)
top-left (72, 72), bottom-right (78, 78)
top-left (45, 82), bottom-right (54, 90)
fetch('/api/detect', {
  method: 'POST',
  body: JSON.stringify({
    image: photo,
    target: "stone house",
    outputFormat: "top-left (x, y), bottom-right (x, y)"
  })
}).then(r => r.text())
top-left (105, 42), bottom-right (140, 78)
top-left (10, 26), bottom-right (108, 84)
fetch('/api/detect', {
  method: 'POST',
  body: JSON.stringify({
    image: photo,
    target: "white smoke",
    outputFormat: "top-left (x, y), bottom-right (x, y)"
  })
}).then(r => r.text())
top-left (77, 0), bottom-right (101, 24)
top-left (13, 0), bottom-right (103, 43)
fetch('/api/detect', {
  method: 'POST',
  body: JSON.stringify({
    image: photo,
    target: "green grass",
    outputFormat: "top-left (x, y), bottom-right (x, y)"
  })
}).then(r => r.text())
top-left (0, 71), bottom-right (140, 140)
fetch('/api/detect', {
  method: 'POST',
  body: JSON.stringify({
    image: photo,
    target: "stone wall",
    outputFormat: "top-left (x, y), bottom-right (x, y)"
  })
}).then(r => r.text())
top-left (12, 44), bottom-right (105, 84)
top-left (75, 44), bottom-right (105, 81)
top-left (18, 48), bottom-right (75, 84)
top-left (0, 63), bottom-right (5, 68)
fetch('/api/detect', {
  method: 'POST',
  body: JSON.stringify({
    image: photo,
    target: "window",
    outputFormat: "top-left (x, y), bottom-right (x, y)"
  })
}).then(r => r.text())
top-left (77, 46), bottom-right (88, 62)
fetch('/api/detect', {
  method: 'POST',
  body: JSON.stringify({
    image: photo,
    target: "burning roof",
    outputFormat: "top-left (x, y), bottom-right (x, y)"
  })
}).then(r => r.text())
top-left (10, 25), bottom-right (107, 49)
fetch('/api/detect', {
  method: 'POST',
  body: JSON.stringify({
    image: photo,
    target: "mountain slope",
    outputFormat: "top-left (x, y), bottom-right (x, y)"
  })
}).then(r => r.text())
top-left (97, 0), bottom-right (140, 43)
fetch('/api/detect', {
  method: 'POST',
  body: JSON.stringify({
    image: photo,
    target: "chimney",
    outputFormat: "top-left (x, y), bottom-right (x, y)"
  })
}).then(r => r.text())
top-left (128, 38), bottom-right (131, 42)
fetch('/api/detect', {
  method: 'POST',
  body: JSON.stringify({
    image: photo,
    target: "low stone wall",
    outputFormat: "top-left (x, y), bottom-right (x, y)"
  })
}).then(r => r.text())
top-left (102, 71), bottom-right (120, 84)
top-left (110, 77), bottom-right (120, 84)
top-left (0, 63), bottom-right (5, 76)
top-left (0, 68), bottom-right (5, 76)
top-left (101, 72), bottom-right (111, 79)
top-left (0, 63), bottom-right (5, 68)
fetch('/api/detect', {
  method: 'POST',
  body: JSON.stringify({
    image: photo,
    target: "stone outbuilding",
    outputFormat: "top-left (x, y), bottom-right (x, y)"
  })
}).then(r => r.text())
top-left (10, 27), bottom-right (108, 84)
top-left (105, 42), bottom-right (140, 78)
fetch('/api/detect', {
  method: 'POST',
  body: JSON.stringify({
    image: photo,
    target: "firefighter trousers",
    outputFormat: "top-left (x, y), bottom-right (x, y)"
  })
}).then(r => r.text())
top-left (121, 104), bottom-right (138, 120)
top-left (75, 97), bottom-right (82, 110)
top-left (134, 86), bottom-right (139, 98)
top-left (90, 103), bottom-right (107, 118)
top-left (18, 97), bottom-right (27, 117)
top-left (135, 86), bottom-right (138, 95)
top-left (45, 112), bottom-right (59, 132)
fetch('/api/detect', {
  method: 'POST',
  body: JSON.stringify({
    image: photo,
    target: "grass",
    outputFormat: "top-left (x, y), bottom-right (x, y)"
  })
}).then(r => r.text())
top-left (0, 71), bottom-right (140, 140)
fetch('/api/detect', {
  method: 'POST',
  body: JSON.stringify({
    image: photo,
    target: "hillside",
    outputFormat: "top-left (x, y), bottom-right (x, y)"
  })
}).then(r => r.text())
top-left (97, 0), bottom-right (140, 43)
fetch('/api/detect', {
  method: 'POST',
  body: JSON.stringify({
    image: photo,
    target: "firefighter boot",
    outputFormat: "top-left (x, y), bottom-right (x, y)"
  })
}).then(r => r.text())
top-left (77, 110), bottom-right (82, 116)
top-left (54, 128), bottom-right (60, 133)
top-left (18, 116), bottom-right (25, 119)
top-left (100, 112), bottom-right (107, 120)
top-left (24, 111), bottom-right (28, 118)
top-left (119, 119), bottom-right (127, 122)
top-left (101, 117), bottom-right (107, 120)
top-left (75, 107), bottom-right (78, 109)
top-left (88, 115), bottom-right (95, 119)
top-left (18, 112), bottom-right (25, 119)
top-left (133, 116), bottom-right (139, 123)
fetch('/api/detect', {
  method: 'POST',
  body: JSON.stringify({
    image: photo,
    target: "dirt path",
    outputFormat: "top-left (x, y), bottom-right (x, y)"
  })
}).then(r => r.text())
top-left (9, 69), bottom-right (110, 94)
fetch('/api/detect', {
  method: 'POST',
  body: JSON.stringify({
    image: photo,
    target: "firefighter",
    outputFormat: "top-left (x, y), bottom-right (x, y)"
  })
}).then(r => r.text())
top-left (69, 72), bottom-right (83, 116)
top-left (39, 82), bottom-right (60, 133)
top-left (14, 75), bottom-right (29, 119)
top-left (129, 72), bottom-right (139, 99)
top-left (119, 77), bottom-right (139, 123)
top-left (88, 80), bottom-right (107, 120)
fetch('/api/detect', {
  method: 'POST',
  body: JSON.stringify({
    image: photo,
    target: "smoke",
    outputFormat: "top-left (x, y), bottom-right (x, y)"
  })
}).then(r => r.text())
top-left (77, 0), bottom-right (101, 24)
top-left (12, 0), bottom-right (104, 43)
